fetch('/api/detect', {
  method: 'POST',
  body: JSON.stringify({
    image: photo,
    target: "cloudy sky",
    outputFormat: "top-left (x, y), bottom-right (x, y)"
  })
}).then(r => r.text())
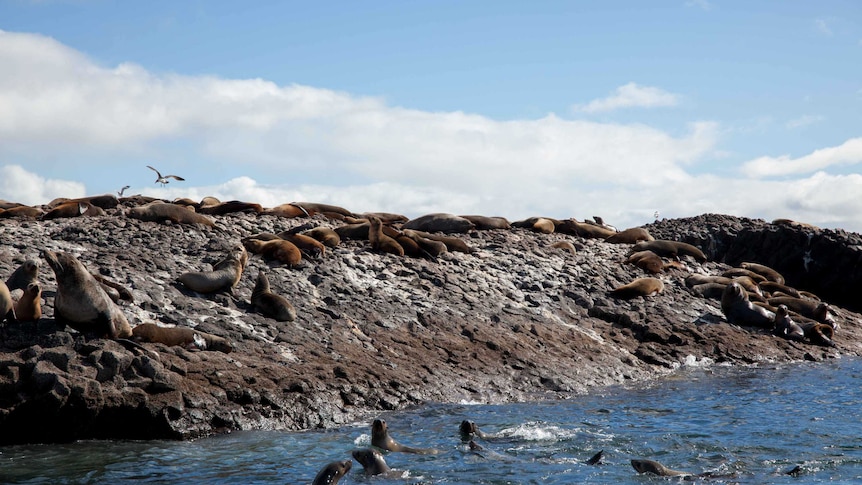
top-left (1, 1), bottom-right (861, 231)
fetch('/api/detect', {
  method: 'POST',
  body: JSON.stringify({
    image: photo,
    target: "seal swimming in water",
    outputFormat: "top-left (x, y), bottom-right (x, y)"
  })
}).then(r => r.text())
top-left (251, 271), bottom-right (297, 322)
top-left (631, 458), bottom-right (736, 479)
top-left (352, 448), bottom-right (391, 476)
top-left (311, 460), bottom-right (352, 485)
top-left (131, 323), bottom-right (233, 353)
top-left (371, 418), bottom-right (440, 454)
top-left (42, 250), bottom-right (132, 339)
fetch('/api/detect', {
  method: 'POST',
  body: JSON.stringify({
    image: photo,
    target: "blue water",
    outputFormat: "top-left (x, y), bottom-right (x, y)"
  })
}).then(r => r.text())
top-left (2, 357), bottom-right (861, 484)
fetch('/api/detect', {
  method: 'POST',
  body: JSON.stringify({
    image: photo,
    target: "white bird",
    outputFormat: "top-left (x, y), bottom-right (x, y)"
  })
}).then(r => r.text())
top-left (147, 165), bottom-right (185, 186)
top-left (117, 185), bottom-right (130, 197)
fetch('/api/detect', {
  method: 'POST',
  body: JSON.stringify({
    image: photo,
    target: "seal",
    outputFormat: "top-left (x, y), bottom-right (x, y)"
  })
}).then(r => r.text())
top-left (632, 240), bottom-right (706, 262)
top-left (402, 213), bottom-right (475, 234)
top-left (334, 221), bottom-right (370, 241)
top-left (368, 216), bottom-right (405, 257)
top-left (799, 321), bottom-right (835, 347)
top-left (459, 420), bottom-right (492, 440)
top-left (290, 202), bottom-right (354, 218)
top-left (740, 262), bottom-right (785, 284)
top-left (625, 250), bottom-right (664, 274)
top-left (721, 282), bottom-right (775, 328)
top-left (513, 217), bottom-right (557, 234)
top-left (13, 283), bottom-right (42, 322)
top-left (302, 227), bottom-right (341, 248)
top-left (42, 250), bottom-right (132, 339)
top-left (371, 418), bottom-right (440, 454)
top-left (0, 205), bottom-right (44, 219)
top-left (251, 271), bottom-right (297, 322)
top-left (610, 277), bottom-right (664, 299)
top-left (759, 281), bottom-right (801, 298)
top-left (551, 240), bottom-right (577, 254)
top-left (351, 448), bottom-right (391, 476)
top-left (359, 212), bottom-right (408, 224)
top-left (131, 323), bottom-right (233, 353)
top-left (6, 259), bottom-right (40, 292)
top-left (275, 232), bottom-right (327, 258)
top-left (772, 305), bottom-right (805, 342)
top-left (242, 238), bottom-right (302, 267)
top-left (406, 230), bottom-right (473, 253)
top-left (401, 229), bottom-right (447, 257)
top-left (459, 215), bottom-right (511, 230)
top-left (691, 282), bottom-right (728, 299)
top-left (0, 281), bottom-right (12, 322)
top-left (684, 274), bottom-right (731, 287)
top-left (585, 450), bottom-right (605, 466)
top-left (768, 296), bottom-right (836, 328)
top-left (263, 203), bottom-right (309, 218)
top-left (41, 201), bottom-right (106, 220)
top-left (311, 460), bottom-right (352, 485)
top-left (630, 459), bottom-right (689, 477)
top-left (197, 200), bottom-right (263, 215)
top-left (178, 244), bottom-right (248, 293)
top-left (127, 201), bottom-right (216, 227)
top-left (555, 219), bottom-right (616, 239)
top-left (90, 273), bottom-right (134, 303)
top-left (606, 227), bottom-right (654, 244)
top-left (722, 267), bottom-right (767, 283)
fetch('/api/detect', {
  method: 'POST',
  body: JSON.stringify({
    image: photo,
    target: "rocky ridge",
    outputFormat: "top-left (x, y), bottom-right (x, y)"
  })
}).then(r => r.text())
top-left (1, 208), bottom-right (861, 445)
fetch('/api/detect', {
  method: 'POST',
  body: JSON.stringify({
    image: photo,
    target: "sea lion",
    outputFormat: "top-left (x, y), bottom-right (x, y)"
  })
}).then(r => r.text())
top-left (512, 217), bottom-right (557, 234)
top-left (610, 277), bottom-right (664, 299)
top-left (275, 232), bottom-right (327, 257)
top-left (759, 281), bottom-right (801, 298)
top-left (251, 271), bottom-right (297, 322)
top-left (768, 296), bottom-right (836, 328)
top-left (691, 282), bottom-right (728, 299)
top-left (352, 448), bottom-right (391, 476)
top-left (606, 227), bottom-right (654, 244)
top-left (371, 418), bottom-right (440, 454)
top-left (6, 259), bottom-right (40, 292)
top-left (722, 267), bottom-right (767, 283)
top-left (459, 420), bottom-right (492, 440)
top-left (630, 459), bottom-right (689, 477)
top-left (334, 221), bottom-right (370, 241)
top-left (772, 218), bottom-right (820, 231)
top-left (242, 238), bottom-right (302, 267)
top-left (684, 274), bottom-right (732, 287)
top-left (311, 460), bottom-right (352, 485)
top-left (127, 201), bottom-right (216, 226)
top-left (407, 230), bottom-right (473, 253)
top-left (632, 240), bottom-right (707, 262)
top-left (41, 201), bottom-right (106, 220)
top-left (772, 305), bottom-right (805, 342)
top-left (42, 250), bottom-right (132, 338)
top-left (90, 273), bottom-right (134, 303)
top-left (368, 216), bottom-right (405, 257)
top-left (555, 219), bottom-right (616, 239)
top-left (0, 281), bottom-right (12, 322)
top-left (625, 250), bottom-right (664, 274)
top-left (359, 212), bottom-right (408, 224)
top-left (799, 321), bottom-right (835, 347)
top-left (131, 323), bottom-right (233, 353)
top-left (290, 202), bottom-right (354, 217)
top-left (178, 244), bottom-right (248, 293)
top-left (197, 200), bottom-right (263, 215)
top-left (740, 261), bottom-right (785, 284)
top-left (459, 215), bottom-right (511, 230)
top-left (721, 282), bottom-right (775, 328)
top-left (263, 203), bottom-right (309, 218)
top-left (585, 450), bottom-right (605, 466)
top-left (402, 213), bottom-right (475, 234)
top-left (0, 205), bottom-right (44, 218)
top-left (302, 227), bottom-right (341, 248)
top-left (172, 197), bottom-right (200, 209)
top-left (551, 240), bottom-right (577, 254)
top-left (13, 283), bottom-right (42, 322)
top-left (401, 229), bottom-right (447, 257)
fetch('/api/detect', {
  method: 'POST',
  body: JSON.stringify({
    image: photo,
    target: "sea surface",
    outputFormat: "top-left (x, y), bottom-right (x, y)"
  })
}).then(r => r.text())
top-left (2, 356), bottom-right (861, 484)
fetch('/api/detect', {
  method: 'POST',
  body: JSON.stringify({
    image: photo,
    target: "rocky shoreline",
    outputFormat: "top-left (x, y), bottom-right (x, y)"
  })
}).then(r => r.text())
top-left (2, 203), bottom-right (861, 445)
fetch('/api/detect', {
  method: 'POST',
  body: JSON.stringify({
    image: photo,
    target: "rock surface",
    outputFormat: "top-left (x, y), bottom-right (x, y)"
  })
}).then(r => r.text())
top-left (2, 210), bottom-right (861, 445)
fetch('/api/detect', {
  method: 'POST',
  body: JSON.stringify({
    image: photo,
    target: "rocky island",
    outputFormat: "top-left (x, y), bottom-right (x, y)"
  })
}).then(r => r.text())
top-left (1, 196), bottom-right (860, 445)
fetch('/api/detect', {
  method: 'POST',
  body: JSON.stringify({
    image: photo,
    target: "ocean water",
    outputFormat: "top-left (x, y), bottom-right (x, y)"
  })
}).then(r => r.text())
top-left (2, 357), bottom-right (861, 484)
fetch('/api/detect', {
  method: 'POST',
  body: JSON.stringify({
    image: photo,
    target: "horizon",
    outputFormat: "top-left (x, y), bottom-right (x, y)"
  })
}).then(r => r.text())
top-left (1, 1), bottom-right (861, 231)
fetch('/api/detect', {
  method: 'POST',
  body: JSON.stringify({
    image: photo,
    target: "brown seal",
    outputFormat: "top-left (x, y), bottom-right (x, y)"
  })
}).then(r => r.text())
top-left (767, 296), bottom-right (836, 328)
top-left (513, 217), bottom-right (557, 234)
top-left (131, 323), bottom-right (233, 353)
top-left (0, 281), bottom-right (12, 322)
top-left (401, 229), bottom-right (447, 257)
top-left (402, 213), bottom-right (475, 233)
top-left (459, 215), bottom-right (511, 230)
top-left (334, 221), bottom-right (370, 241)
top-left (625, 250), bottom-right (664, 274)
top-left (302, 227), bottom-right (341, 248)
top-left (371, 418), bottom-right (440, 454)
top-left (178, 244), bottom-right (248, 293)
top-left (405, 230), bottom-right (473, 253)
top-left (555, 219), bottom-right (616, 239)
top-left (633, 240), bottom-right (706, 262)
top-left (740, 262), bottom-right (785, 284)
top-left (6, 259), bottom-right (40, 292)
top-left (291, 202), bottom-right (354, 217)
top-left (368, 216), bottom-right (405, 257)
top-left (42, 250), bottom-right (132, 338)
top-left (311, 460), bottom-right (352, 485)
top-left (799, 321), bottom-right (835, 347)
top-left (551, 240), bottom-right (577, 254)
top-left (41, 201), bottom-right (106, 220)
top-left (606, 227), bottom-right (654, 244)
top-left (772, 304), bottom-right (805, 342)
top-left (276, 232), bottom-right (327, 257)
top-left (198, 200), bottom-right (263, 215)
top-left (90, 273), bottom-right (134, 303)
top-left (13, 283), bottom-right (42, 322)
top-left (721, 282), bottom-right (774, 328)
top-left (263, 203), bottom-right (309, 218)
top-left (459, 420), bottom-right (492, 440)
top-left (352, 448), bottom-right (392, 476)
top-left (359, 212), bottom-right (408, 224)
top-left (691, 282), bottom-right (728, 299)
top-left (0, 205), bottom-right (45, 218)
top-left (251, 271), bottom-right (297, 322)
top-left (127, 202), bottom-right (216, 226)
top-left (684, 274), bottom-right (731, 287)
top-left (243, 238), bottom-right (302, 267)
top-left (772, 218), bottom-right (819, 230)
top-left (722, 267), bottom-right (767, 283)
top-left (758, 281), bottom-right (801, 298)
top-left (610, 277), bottom-right (664, 299)
top-left (630, 459), bottom-right (689, 477)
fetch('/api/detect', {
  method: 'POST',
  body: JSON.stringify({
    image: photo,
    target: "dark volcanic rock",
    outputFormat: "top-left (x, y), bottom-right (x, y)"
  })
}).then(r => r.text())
top-left (1, 211), bottom-right (861, 445)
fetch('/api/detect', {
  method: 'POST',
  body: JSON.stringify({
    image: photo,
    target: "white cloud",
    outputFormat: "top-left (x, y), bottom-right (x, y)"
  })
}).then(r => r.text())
top-left (815, 18), bottom-right (834, 36)
top-left (0, 164), bottom-right (85, 205)
top-left (685, 0), bottom-right (712, 11)
top-left (572, 83), bottom-right (680, 114)
top-left (741, 137), bottom-right (862, 177)
top-left (785, 114), bottom-right (825, 129)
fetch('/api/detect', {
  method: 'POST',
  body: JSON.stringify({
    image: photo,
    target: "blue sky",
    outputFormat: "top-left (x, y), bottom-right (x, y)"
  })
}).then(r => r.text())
top-left (1, 1), bottom-right (861, 231)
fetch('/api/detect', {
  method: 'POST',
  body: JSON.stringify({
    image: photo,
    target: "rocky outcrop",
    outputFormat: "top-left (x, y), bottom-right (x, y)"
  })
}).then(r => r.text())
top-left (2, 210), bottom-right (861, 445)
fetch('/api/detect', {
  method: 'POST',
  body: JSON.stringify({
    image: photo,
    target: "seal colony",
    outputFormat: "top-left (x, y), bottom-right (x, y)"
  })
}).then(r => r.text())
top-left (1, 198), bottom-right (859, 454)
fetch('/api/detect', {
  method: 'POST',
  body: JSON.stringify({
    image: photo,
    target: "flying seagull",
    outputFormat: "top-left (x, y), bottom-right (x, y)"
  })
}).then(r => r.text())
top-left (147, 165), bottom-right (185, 186)
top-left (117, 185), bottom-right (130, 197)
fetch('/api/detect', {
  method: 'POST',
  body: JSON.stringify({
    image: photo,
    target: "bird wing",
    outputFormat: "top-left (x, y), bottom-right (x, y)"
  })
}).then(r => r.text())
top-left (146, 165), bottom-right (162, 177)
top-left (166, 175), bottom-right (185, 181)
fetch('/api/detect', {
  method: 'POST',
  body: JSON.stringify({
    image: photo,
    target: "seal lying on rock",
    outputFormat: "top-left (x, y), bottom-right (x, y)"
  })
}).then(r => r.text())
top-left (721, 282), bottom-right (774, 328)
top-left (371, 418), bottom-right (440, 454)
top-left (178, 244), bottom-right (247, 293)
top-left (6, 259), bottom-right (39, 291)
top-left (633, 240), bottom-right (706, 262)
top-left (610, 277), bottom-right (664, 299)
top-left (132, 323), bottom-right (233, 353)
top-left (311, 459), bottom-right (352, 485)
top-left (251, 271), bottom-right (296, 322)
top-left (43, 250), bottom-right (132, 339)
top-left (13, 283), bottom-right (42, 321)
